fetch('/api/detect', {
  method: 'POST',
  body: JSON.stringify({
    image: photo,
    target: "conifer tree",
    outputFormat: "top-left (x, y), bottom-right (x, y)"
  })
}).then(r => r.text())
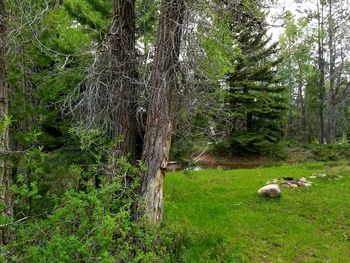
top-left (225, 2), bottom-right (287, 154)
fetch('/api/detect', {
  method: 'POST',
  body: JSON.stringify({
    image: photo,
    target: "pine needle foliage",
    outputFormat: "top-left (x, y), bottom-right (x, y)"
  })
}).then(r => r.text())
top-left (224, 1), bottom-right (287, 155)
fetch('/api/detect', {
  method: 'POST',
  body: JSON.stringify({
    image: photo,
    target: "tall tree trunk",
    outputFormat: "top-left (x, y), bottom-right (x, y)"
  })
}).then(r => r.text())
top-left (286, 39), bottom-right (294, 141)
top-left (327, 95), bottom-right (336, 143)
top-left (139, 0), bottom-right (185, 223)
top-left (110, 0), bottom-right (138, 158)
top-left (326, 0), bottom-right (336, 144)
top-left (317, 0), bottom-right (326, 144)
top-left (0, 0), bottom-right (13, 245)
top-left (297, 58), bottom-right (307, 142)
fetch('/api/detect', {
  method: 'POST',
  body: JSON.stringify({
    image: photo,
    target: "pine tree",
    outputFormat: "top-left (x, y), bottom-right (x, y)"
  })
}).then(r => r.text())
top-left (225, 2), bottom-right (287, 155)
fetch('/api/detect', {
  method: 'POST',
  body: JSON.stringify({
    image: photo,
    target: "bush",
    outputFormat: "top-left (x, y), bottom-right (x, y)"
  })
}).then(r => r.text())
top-left (307, 143), bottom-right (350, 162)
top-left (4, 183), bottom-right (172, 262)
top-left (1, 128), bottom-right (183, 262)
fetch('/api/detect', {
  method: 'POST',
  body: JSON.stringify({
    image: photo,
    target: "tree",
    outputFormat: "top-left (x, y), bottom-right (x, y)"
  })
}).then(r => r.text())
top-left (224, 1), bottom-right (287, 155)
top-left (317, 0), bottom-right (326, 144)
top-left (66, 0), bottom-right (140, 158)
top-left (279, 12), bottom-right (317, 142)
top-left (0, 0), bottom-right (13, 245)
top-left (109, 0), bottom-right (138, 157)
top-left (279, 0), bottom-right (350, 144)
top-left (139, 0), bottom-right (186, 223)
top-left (324, 0), bottom-right (350, 143)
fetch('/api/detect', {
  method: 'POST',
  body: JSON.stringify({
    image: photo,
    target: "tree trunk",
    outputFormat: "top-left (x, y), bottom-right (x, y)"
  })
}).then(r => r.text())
top-left (327, 95), bottom-right (336, 143)
top-left (110, 0), bottom-right (138, 158)
top-left (326, 0), bottom-right (336, 144)
top-left (297, 58), bottom-right (307, 142)
top-left (0, 0), bottom-right (13, 245)
top-left (286, 39), bottom-right (294, 141)
top-left (317, 0), bottom-right (326, 144)
top-left (139, 0), bottom-right (185, 223)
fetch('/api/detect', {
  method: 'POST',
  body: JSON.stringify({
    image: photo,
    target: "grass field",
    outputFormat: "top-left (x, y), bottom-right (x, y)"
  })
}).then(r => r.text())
top-left (164, 163), bottom-right (350, 262)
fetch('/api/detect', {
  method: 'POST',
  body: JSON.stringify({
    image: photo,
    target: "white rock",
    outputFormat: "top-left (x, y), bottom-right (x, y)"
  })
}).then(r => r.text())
top-left (304, 183), bottom-right (312, 187)
top-left (299, 177), bottom-right (307, 183)
top-left (309, 175), bottom-right (317, 179)
top-left (289, 184), bottom-right (298, 188)
top-left (319, 174), bottom-right (327, 178)
top-left (257, 184), bottom-right (281, 198)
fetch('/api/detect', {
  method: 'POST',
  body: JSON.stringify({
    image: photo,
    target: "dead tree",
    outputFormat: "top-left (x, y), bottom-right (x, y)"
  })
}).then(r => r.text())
top-left (0, 0), bottom-right (13, 245)
top-left (139, 0), bottom-right (186, 223)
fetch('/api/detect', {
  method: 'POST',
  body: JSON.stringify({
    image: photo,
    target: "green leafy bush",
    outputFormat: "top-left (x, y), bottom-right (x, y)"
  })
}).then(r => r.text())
top-left (1, 129), bottom-right (184, 262)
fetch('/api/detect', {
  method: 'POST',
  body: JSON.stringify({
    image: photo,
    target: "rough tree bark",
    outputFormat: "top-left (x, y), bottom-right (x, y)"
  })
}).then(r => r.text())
top-left (110, 0), bottom-right (138, 157)
top-left (0, 0), bottom-right (13, 245)
top-left (139, 0), bottom-right (186, 223)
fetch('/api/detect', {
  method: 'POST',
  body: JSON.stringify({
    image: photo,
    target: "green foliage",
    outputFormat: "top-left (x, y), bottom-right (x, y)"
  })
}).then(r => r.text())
top-left (279, 11), bottom-right (320, 142)
top-left (64, 0), bottom-right (111, 33)
top-left (8, 186), bottom-right (160, 262)
top-left (222, 2), bottom-right (287, 155)
top-left (217, 134), bottom-right (288, 160)
top-left (307, 143), bottom-right (350, 162)
top-left (1, 128), bottom-right (180, 262)
top-left (7, 1), bottom-right (96, 154)
top-left (0, 114), bottom-right (11, 135)
top-left (136, 0), bottom-right (158, 43)
top-left (199, 23), bottom-right (238, 80)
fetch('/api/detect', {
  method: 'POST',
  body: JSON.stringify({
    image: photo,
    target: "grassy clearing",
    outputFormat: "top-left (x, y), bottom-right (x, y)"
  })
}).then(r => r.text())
top-left (164, 163), bottom-right (350, 262)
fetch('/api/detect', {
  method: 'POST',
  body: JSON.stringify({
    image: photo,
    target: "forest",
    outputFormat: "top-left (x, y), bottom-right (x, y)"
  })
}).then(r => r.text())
top-left (1, 0), bottom-right (350, 262)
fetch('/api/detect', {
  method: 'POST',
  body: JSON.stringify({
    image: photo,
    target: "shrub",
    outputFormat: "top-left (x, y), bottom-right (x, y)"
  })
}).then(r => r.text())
top-left (1, 128), bottom-right (182, 262)
top-left (308, 143), bottom-right (350, 162)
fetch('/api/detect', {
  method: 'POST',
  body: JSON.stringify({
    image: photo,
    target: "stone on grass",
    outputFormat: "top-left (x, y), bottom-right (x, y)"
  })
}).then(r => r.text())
top-left (257, 184), bottom-right (281, 198)
top-left (266, 179), bottom-right (278, 184)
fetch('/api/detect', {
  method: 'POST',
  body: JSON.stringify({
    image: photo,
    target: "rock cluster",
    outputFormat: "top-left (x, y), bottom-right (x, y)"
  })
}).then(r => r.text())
top-left (310, 173), bottom-right (343, 180)
top-left (265, 177), bottom-right (313, 188)
top-left (257, 176), bottom-right (314, 198)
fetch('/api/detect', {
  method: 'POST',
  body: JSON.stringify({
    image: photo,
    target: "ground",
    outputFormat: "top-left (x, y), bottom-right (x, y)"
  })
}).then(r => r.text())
top-left (164, 163), bottom-right (350, 262)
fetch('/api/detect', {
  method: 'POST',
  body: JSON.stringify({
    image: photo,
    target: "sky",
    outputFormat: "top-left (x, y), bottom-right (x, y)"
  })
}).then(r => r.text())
top-left (268, 0), bottom-right (303, 40)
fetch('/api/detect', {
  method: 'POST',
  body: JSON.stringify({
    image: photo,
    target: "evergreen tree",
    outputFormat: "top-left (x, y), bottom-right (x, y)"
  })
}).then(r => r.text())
top-left (225, 2), bottom-right (287, 155)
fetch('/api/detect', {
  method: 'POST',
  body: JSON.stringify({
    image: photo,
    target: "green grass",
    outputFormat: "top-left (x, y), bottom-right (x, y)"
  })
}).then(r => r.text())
top-left (164, 163), bottom-right (350, 262)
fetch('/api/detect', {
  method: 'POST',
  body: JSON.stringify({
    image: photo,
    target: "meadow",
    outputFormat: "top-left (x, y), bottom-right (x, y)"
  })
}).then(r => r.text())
top-left (164, 163), bottom-right (350, 262)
